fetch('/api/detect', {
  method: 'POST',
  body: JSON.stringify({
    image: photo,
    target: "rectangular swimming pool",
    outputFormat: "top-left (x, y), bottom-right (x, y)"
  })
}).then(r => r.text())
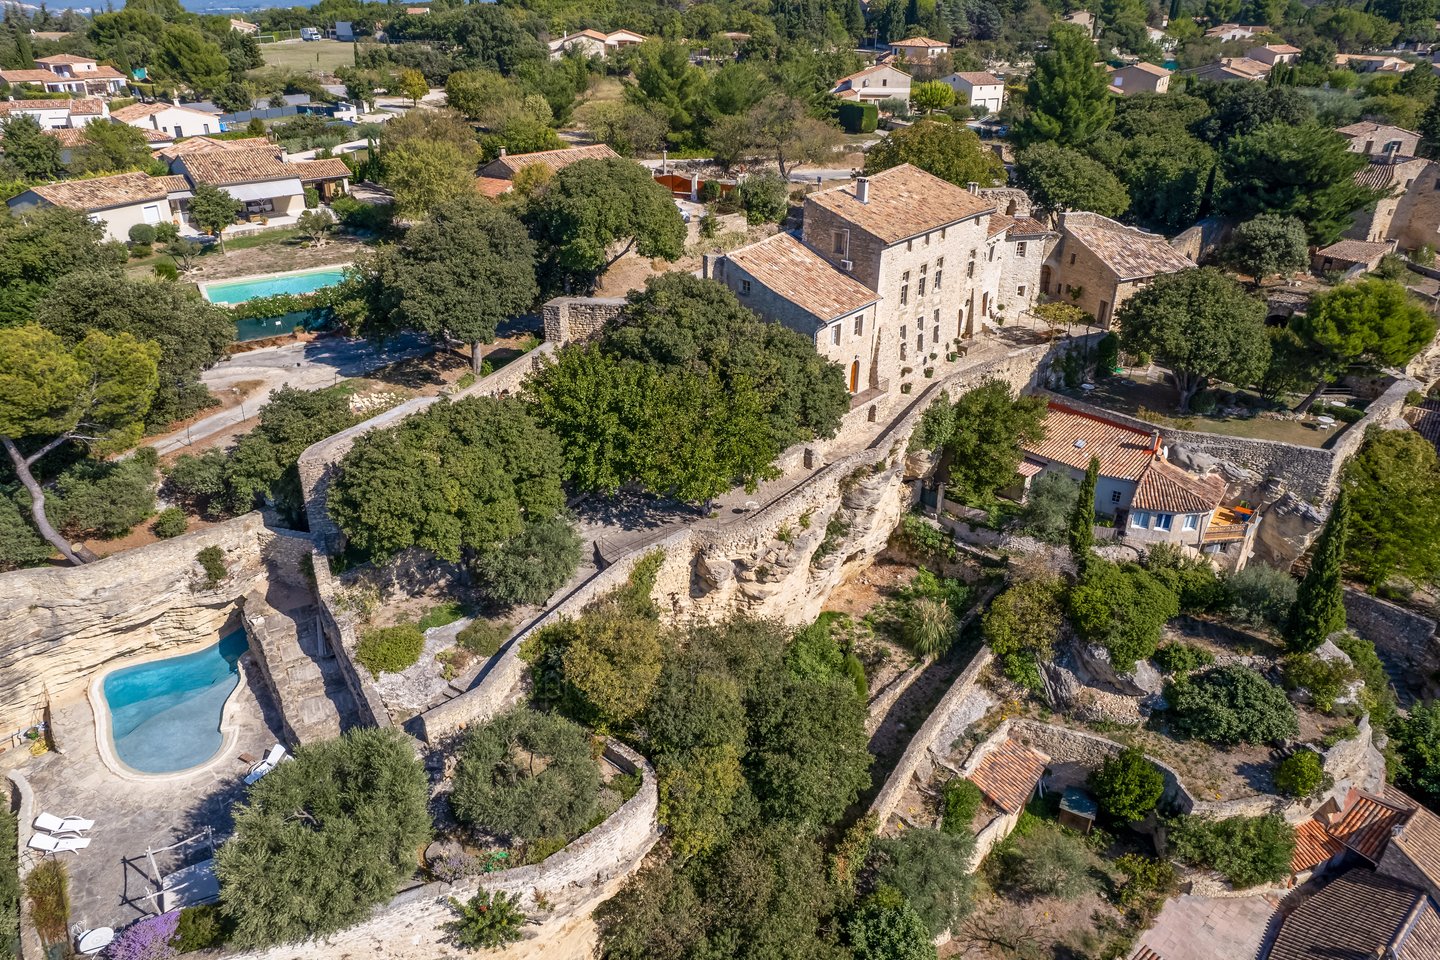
top-left (203, 266), bottom-right (348, 305)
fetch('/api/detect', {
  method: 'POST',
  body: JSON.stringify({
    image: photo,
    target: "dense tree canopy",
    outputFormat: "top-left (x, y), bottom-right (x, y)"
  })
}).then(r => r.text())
top-left (863, 120), bottom-right (1004, 188)
top-left (1341, 429), bottom-right (1440, 589)
top-left (1068, 559), bottom-right (1179, 671)
top-left (0, 207), bottom-right (125, 328)
top-left (1167, 665), bottom-right (1300, 745)
top-left (1014, 143), bottom-right (1129, 218)
top-left (936, 381), bottom-right (1047, 504)
top-left (1293, 280), bottom-right (1436, 396)
top-left (1226, 214), bottom-right (1310, 280)
top-left (1014, 24), bottom-right (1113, 147)
top-left (1116, 269), bottom-right (1271, 413)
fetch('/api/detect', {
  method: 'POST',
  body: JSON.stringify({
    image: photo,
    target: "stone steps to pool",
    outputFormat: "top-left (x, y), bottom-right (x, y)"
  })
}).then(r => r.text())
top-left (241, 591), bottom-right (352, 744)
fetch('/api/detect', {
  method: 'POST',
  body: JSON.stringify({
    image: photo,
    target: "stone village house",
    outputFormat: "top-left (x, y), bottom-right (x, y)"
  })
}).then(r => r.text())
top-left (703, 164), bottom-right (1052, 406)
top-left (1041, 211), bottom-right (1195, 328)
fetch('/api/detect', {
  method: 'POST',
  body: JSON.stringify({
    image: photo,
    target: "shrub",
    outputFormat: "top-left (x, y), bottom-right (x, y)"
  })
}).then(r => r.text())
top-left (152, 507), bottom-right (188, 539)
top-left (108, 910), bottom-right (178, 960)
top-left (456, 619), bottom-right (511, 658)
top-left (128, 223), bottom-right (157, 245)
top-left (847, 888), bottom-right (935, 960)
top-left (1281, 654), bottom-right (1357, 713)
top-left (1016, 471), bottom-right (1080, 544)
top-left (23, 860), bottom-right (68, 946)
top-left (355, 624), bottom-right (425, 678)
top-left (1153, 642), bottom-right (1214, 675)
top-left (1089, 747), bottom-right (1166, 822)
top-left (897, 513), bottom-right (955, 562)
top-left (844, 653), bottom-right (868, 699)
top-left (447, 889), bottom-right (526, 950)
top-left (1068, 560), bottom-right (1179, 670)
top-left (171, 904), bottom-right (229, 952)
top-left (303, 186), bottom-right (320, 209)
top-left (837, 100), bottom-right (879, 134)
top-left (1169, 814), bottom-right (1295, 888)
top-left (418, 601), bottom-right (467, 630)
top-left (0, 487), bottom-right (50, 573)
top-left (941, 778), bottom-right (983, 834)
top-left (1274, 750), bottom-right (1331, 799)
top-left (1144, 543), bottom-right (1222, 614)
top-left (0, 810), bottom-right (18, 956)
top-left (737, 172), bottom-right (789, 224)
top-left (215, 728), bottom-right (431, 947)
top-left (902, 597), bottom-right (958, 659)
top-left (196, 545), bottom-right (227, 588)
top-left (472, 516), bottom-right (582, 607)
top-left (47, 451), bottom-right (158, 540)
top-left (996, 822), bottom-right (1097, 900)
top-left (1114, 854), bottom-right (1177, 911)
top-left (155, 222), bottom-right (179, 243)
top-left (1167, 665), bottom-right (1299, 746)
top-left (450, 708), bottom-right (600, 842)
top-left (154, 261), bottom-right (180, 281)
top-left (983, 577), bottom-right (1065, 692)
top-left (871, 829), bottom-right (976, 936)
top-left (1321, 722), bottom-right (1359, 749)
top-left (1390, 700), bottom-right (1440, 803)
top-left (1223, 564), bottom-right (1297, 631)
top-left (1335, 634), bottom-right (1397, 726)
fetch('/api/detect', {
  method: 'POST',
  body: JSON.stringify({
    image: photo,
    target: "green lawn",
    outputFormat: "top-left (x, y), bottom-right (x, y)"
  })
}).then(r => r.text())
top-left (256, 39), bottom-right (357, 75)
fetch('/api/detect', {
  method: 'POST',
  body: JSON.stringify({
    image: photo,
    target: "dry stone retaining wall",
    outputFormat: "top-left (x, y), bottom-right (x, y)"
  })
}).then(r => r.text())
top-left (541, 296), bottom-right (626, 345)
top-left (1343, 589), bottom-right (1439, 683)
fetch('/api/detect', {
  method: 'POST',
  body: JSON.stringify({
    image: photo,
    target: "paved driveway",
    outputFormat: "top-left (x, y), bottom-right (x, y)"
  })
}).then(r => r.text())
top-left (1132, 893), bottom-right (1281, 960)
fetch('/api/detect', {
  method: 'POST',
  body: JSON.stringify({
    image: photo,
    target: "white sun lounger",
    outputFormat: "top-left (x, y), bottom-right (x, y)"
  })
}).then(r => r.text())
top-left (34, 813), bottom-right (94, 836)
top-left (243, 744), bottom-right (288, 786)
top-left (28, 833), bottom-right (91, 853)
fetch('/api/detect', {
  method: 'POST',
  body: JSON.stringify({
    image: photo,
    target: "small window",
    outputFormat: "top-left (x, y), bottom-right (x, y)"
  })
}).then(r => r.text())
top-left (741, 280), bottom-right (751, 294)
top-left (1017, 285), bottom-right (1027, 297)
top-left (1069, 253), bottom-right (1076, 265)
top-left (1110, 490), bottom-right (1122, 504)
top-left (907, 239), bottom-right (913, 252)
top-left (918, 277), bottom-right (926, 297)
top-left (966, 261), bottom-right (974, 278)
top-left (1131, 512), bottom-right (1151, 529)
top-left (831, 325), bottom-right (840, 345)
top-left (941, 227), bottom-right (946, 239)
top-left (1155, 514), bottom-right (1174, 531)
top-left (917, 330), bottom-right (924, 350)
top-left (900, 284), bottom-right (909, 306)
top-left (1016, 241), bottom-right (1027, 257)
top-left (934, 269), bottom-right (942, 289)
top-left (881, 78), bottom-right (888, 86)
top-left (854, 315), bottom-right (864, 336)
top-left (900, 326), bottom-right (907, 359)
top-left (1183, 514), bottom-right (1199, 531)
top-left (988, 245), bottom-right (995, 262)
top-left (862, 79), bottom-right (870, 87)
top-left (832, 229), bottom-right (848, 255)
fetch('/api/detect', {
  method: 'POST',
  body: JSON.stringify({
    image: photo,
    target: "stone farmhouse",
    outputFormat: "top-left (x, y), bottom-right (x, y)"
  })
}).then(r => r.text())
top-left (1041, 211), bottom-right (1194, 328)
top-left (704, 164), bottom-right (1052, 405)
top-left (1339, 120), bottom-right (1421, 159)
top-left (0, 54), bottom-right (126, 96)
top-left (1340, 124), bottom-right (1440, 251)
top-left (831, 64), bottom-right (912, 105)
top-left (1015, 402), bottom-right (1255, 559)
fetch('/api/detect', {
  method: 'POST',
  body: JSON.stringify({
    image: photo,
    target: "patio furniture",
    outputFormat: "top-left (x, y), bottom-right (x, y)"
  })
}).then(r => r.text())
top-left (27, 834), bottom-right (91, 853)
top-left (34, 813), bottom-right (94, 836)
top-left (1315, 415), bottom-right (1337, 430)
top-left (74, 927), bottom-right (114, 956)
top-left (244, 743), bottom-right (288, 785)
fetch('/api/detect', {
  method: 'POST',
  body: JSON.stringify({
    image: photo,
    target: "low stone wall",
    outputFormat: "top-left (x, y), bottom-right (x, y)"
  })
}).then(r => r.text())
top-left (230, 740), bottom-right (660, 960)
top-left (1343, 588), bottom-right (1439, 681)
top-left (0, 513), bottom-right (277, 736)
top-left (1039, 376), bottom-right (1419, 504)
top-left (311, 547), bottom-right (392, 729)
top-left (541, 296), bottom-right (626, 345)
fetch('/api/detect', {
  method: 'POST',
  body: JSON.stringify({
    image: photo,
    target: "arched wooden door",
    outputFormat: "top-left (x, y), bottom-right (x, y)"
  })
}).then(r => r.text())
top-left (849, 360), bottom-right (860, 393)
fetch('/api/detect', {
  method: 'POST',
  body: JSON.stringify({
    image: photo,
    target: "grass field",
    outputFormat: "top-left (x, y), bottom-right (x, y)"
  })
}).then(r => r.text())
top-left (256, 39), bottom-right (356, 75)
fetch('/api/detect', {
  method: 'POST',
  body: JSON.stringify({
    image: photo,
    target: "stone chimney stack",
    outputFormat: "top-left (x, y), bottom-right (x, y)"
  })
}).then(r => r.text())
top-left (855, 177), bottom-right (870, 204)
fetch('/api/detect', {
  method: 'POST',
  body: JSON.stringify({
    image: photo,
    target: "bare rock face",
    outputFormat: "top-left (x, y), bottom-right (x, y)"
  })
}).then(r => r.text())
top-left (1252, 491), bottom-right (1324, 570)
top-left (0, 513), bottom-right (274, 733)
top-left (1073, 642), bottom-right (1165, 698)
top-left (1042, 657), bottom-right (1147, 726)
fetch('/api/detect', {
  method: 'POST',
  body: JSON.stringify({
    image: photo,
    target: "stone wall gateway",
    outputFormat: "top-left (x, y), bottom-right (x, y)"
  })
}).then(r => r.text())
top-left (541, 297), bottom-right (626, 345)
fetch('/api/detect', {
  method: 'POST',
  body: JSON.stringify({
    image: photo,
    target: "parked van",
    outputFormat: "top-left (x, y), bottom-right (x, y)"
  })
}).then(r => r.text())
top-left (301, 27), bottom-right (321, 40)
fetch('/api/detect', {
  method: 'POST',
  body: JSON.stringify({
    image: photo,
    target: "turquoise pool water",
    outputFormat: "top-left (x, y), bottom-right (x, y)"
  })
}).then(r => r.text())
top-left (204, 266), bottom-right (347, 305)
top-left (103, 632), bottom-right (249, 774)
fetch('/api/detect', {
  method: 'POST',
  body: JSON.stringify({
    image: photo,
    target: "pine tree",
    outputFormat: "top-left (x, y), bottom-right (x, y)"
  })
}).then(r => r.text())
top-left (1014, 24), bottom-right (1114, 147)
top-left (1069, 456), bottom-right (1099, 575)
top-left (1285, 490), bottom-right (1350, 652)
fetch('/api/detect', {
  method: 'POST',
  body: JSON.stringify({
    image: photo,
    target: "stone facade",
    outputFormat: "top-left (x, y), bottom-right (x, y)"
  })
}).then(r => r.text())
top-left (0, 513), bottom-right (278, 735)
top-left (1346, 157), bottom-right (1440, 252)
top-left (541, 296), bottom-right (626, 345)
top-left (1343, 589), bottom-right (1439, 695)
top-left (1041, 212), bottom-right (1194, 327)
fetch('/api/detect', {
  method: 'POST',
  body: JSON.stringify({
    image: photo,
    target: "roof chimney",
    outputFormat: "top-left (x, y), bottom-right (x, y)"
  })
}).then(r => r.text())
top-left (1150, 429), bottom-right (1161, 455)
top-left (967, 181), bottom-right (979, 193)
top-left (498, 146), bottom-right (506, 157)
top-left (855, 177), bottom-right (870, 204)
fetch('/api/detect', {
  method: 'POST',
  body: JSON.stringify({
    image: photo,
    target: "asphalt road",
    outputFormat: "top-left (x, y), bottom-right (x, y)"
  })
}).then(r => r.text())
top-left (148, 333), bottom-right (431, 456)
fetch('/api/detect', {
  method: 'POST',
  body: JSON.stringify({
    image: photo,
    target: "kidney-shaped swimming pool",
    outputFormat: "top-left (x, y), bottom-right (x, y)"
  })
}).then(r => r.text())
top-left (102, 632), bottom-right (249, 774)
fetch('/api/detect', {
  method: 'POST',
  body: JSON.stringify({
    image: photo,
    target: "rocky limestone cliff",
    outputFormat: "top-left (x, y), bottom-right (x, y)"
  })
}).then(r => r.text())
top-left (0, 513), bottom-right (276, 733)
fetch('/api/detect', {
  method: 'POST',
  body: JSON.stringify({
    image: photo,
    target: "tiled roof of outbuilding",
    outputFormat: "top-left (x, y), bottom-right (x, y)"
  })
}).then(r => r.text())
top-left (1058, 211), bottom-right (1193, 281)
top-left (1291, 817), bottom-right (1345, 873)
top-left (482, 143), bottom-right (619, 178)
top-left (26, 171), bottom-right (166, 210)
top-left (1390, 800), bottom-right (1440, 890)
top-left (807, 164), bottom-right (993, 245)
top-left (725, 232), bottom-right (879, 323)
top-left (1315, 238), bottom-right (1393, 265)
top-left (967, 737), bottom-right (1048, 815)
top-left (1328, 790), bottom-right (1413, 862)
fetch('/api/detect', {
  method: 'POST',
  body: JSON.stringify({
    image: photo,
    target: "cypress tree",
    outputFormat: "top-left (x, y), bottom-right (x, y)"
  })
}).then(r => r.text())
top-left (1069, 456), bottom-right (1099, 574)
top-left (1286, 490), bottom-right (1350, 652)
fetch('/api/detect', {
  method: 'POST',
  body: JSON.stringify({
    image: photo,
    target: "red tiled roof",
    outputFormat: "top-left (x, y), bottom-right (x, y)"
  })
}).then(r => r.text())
top-left (1329, 790), bottom-right (1413, 863)
top-left (832, 63), bottom-right (911, 87)
top-left (0, 69), bottom-right (71, 84)
top-left (1315, 238), bottom-right (1393, 265)
top-left (0, 98), bottom-right (103, 115)
top-left (1059, 211), bottom-right (1194, 280)
top-left (112, 101), bottom-right (216, 122)
top-left (950, 70), bottom-right (1002, 85)
top-left (481, 143), bottom-right (619, 178)
top-left (967, 738), bottom-right (1048, 815)
top-left (891, 36), bottom-right (947, 47)
top-left (177, 146), bottom-right (295, 186)
top-left (25, 171), bottom-right (167, 210)
top-left (1025, 402), bottom-right (1159, 480)
top-left (34, 54), bottom-right (96, 65)
top-left (1131, 458), bottom-right (1226, 514)
top-left (1292, 818), bottom-right (1345, 873)
top-left (475, 175), bottom-right (512, 198)
top-left (807, 163), bottom-right (994, 245)
top-left (987, 213), bottom-right (1014, 237)
top-left (724, 232), bottom-right (879, 323)
top-left (1269, 869), bottom-right (1434, 960)
top-left (1008, 216), bottom-right (1052, 237)
top-left (292, 157), bottom-right (351, 182)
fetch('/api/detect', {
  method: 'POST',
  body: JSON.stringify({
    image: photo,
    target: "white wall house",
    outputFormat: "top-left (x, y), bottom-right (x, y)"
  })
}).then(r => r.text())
top-left (112, 102), bottom-right (222, 139)
top-left (943, 71), bottom-right (1005, 115)
top-left (0, 98), bottom-right (107, 130)
top-left (548, 28), bottom-right (648, 59)
top-left (0, 55), bottom-right (126, 95)
top-left (831, 64), bottom-right (912, 104)
top-left (6, 172), bottom-right (191, 242)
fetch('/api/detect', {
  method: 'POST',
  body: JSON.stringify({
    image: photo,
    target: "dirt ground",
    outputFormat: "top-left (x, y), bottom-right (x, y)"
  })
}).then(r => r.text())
top-left (942, 890), bottom-right (1117, 959)
top-left (126, 233), bottom-right (366, 284)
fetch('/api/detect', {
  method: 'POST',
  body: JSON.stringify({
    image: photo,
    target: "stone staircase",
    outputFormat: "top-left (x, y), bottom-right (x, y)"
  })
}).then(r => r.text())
top-left (242, 592), bottom-right (357, 744)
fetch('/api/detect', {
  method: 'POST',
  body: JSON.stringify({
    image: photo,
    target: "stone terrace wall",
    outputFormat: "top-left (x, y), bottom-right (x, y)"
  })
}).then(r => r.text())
top-left (1039, 376), bottom-right (1419, 503)
top-left (311, 549), bottom-right (391, 728)
top-left (542, 296), bottom-right (626, 345)
top-left (0, 513), bottom-right (274, 735)
top-left (297, 343), bottom-right (558, 552)
top-left (230, 740), bottom-right (659, 960)
top-left (1343, 588), bottom-right (1439, 685)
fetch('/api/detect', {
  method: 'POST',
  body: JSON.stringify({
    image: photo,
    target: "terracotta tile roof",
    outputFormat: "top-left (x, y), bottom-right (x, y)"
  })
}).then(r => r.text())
top-left (1009, 216), bottom-right (1052, 236)
top-left (1355, 162), bottom-right (1408, 192)
top-left (475, 175), bottom-right (513, 198)
top-left (725, 232), bottom-right (879, 324)
top-left (1059, 211), bottom-right (1194, 280)
top-left (1025, 402), bottom-right (1159, 480)
top-left (84, 66), bottom-right (126, 81)
top-left (482, 143), bottom-right (619, 178)
top-left (833, 63), bottom-right (911, 87)
top-left (26, 171), bottom-right (167, 210)
top-left (155, 174), bottom-right (191, 193)
top-left (987, 213), bottom-right (1014, 237)
top-left (1126, 61), bottom-right (1172, 76)
top-left (34, 54), bottom-right (96, 65)
top-left (807, 164), bottom-right (993, 245)
top-left (0, 69), bottom-right (70, 84)
top-left (967, 737), bottom-right (1048, 815)
top-left (1018, 458), bottom-right (1046, 478)
top-left (1131, 457), bottom-right (1225, 514)
top-left (1329, 790), bottom-right (1413, 862)
top-left (0, 98), bottom-right (104, 115)
top-left (1391, 801), bottom-right (1440, 890)
top-left (1406, 398), bottom-right (1440, 449)
top-left (1269, 869), bottom-right (1433, 960)
top-left (950, 70), bottom-right (1002, 85)
top-left (891, 36), bottom-right (947, 47)
top-left (153, 136), bottom-right (273, 161)
top-left (1397, 899), bottom-right (1440, 960)
top-left (178, 146), bottom-right (296, 186)
top-left (43, 127), bottom-right (86, 147)
top-left (1315, 238), bottom-right (1393, 264)
top-left (1259, 43), bottom-right (1301, 54)
top-left (1292, 817), bottom-right (1345, 873)
top-left (112, 101), bottom-right (218, 122)
top-left (136, 128), bottom-right (173, 143)
top-left (1338, 120), bottom-right (1419, 139)
top-left (292, 157), bottom-right (351, 182)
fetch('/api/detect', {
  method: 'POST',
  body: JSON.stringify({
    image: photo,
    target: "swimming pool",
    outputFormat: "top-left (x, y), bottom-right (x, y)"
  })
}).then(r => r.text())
top-left (202, 266), bottom-right (348, 305)
top-left (102, 632), bottom-right (249, 774)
